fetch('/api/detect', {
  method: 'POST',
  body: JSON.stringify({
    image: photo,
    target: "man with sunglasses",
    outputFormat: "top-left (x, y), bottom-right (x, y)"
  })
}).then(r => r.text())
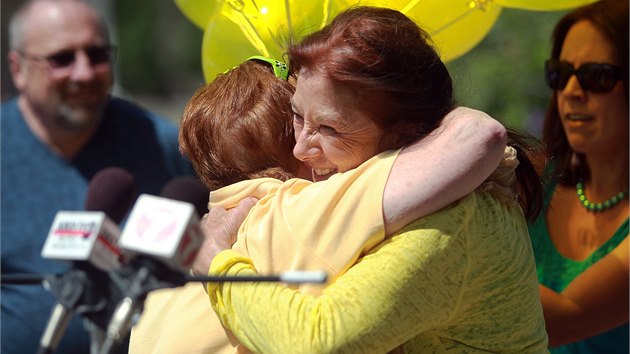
top-left (1, 1), bottom-right (194, 353)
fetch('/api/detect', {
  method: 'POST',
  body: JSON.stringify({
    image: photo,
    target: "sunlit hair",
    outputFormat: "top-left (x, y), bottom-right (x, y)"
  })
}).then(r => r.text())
top-left (179, 60), bottom-right (296, 190)
top-left (543, 0), bottom-right (629, 185)
top-left (288, 5), bottom-right (454, 150)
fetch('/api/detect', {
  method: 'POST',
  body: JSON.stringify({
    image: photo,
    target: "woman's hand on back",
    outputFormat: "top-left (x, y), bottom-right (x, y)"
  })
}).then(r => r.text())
top-left (192, 197), bottom-right (258, 276)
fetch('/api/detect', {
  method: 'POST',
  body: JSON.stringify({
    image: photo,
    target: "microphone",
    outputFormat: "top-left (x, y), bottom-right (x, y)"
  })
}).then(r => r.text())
top-left (3, 175), bottom-right (205, 284)
top-left (41, 167), bottom-right (136, 270)
top-left (119, 193), bottom-right (203, 272)
top-left (102, 192), bottom-right (205, 353)
top-left (159, 175), bottom-right (210, 217)
top-left (37, 167), bottom-right (136, 354)
top-left (85, 167), bottom-right (136, 224)
top-left (40, 211), bottom-right (124, 273)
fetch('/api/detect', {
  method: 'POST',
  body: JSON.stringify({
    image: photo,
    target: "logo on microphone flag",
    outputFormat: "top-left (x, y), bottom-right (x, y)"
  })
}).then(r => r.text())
top-left (119, 194), bottom-right (203, 272)
top-left (41, 211), bottom-right (123, 271)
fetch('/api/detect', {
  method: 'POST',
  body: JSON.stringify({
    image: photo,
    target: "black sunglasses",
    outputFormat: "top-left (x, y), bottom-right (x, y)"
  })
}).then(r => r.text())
top-left (20, 45), bottom-right (116, 70)
top-left (545, 59), bottom-right (622, 93)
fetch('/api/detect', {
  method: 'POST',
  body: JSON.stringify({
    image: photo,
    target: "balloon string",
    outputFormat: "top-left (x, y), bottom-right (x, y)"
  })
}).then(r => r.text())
top-left (225, 6), bottom-right (270, 56)
top-left (401, 0), bottom-right (421, 14)
top-left (251, 0), bottom-right (289, 49)
top-left (401, 1), bottom-right (480, 37)
top-left (431, 6), bottom-right (476, 36)
top-left (318, 0), bottom-right (332, 31)
top-left (223, 11), bottom-right (269, 56)
top-left (284, 0), bottom-right (292, 35)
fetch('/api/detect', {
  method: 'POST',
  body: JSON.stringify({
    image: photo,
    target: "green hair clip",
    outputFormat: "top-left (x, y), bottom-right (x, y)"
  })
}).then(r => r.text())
top-left (247, 55), bottom-right (289, 81)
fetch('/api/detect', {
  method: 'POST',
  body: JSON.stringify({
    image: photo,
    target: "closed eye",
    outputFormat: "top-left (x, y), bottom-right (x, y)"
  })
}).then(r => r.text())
top-left (292, 112), bottom-right (304, 126)
top-left (318, 125), bottom-right (337, 135)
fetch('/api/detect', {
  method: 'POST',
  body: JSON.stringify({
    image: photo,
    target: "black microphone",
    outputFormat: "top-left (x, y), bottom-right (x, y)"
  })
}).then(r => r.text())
top-left (37, 167), bottom-right (136, 354)
top-left (85, 166), bottom-right (136, 223)
top-left (159, 175), bottom-right (210, 217)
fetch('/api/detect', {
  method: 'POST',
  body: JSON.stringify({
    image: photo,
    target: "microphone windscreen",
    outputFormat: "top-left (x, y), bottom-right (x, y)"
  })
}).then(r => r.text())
top-left (160, 176), bottom-right (210, 217)
top-left (85, 167), bottom-right (136, 224)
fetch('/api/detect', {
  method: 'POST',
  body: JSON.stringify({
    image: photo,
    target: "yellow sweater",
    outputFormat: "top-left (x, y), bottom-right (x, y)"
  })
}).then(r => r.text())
top-left (208, 192), bottom-right (549, 353)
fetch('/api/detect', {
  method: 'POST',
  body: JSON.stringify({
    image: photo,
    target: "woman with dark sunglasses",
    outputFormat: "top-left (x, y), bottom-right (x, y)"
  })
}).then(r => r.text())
top-left (528, 0), bottom-right (629, 352)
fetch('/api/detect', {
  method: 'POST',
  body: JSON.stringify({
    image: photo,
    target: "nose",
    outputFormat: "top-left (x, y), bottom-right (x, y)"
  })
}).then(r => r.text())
top-left (292, 127), bottom-right (321, 161)
top-left (68, 50), bottom-right (97, 81)
top-left (561, 74), bottom-right (585, 98)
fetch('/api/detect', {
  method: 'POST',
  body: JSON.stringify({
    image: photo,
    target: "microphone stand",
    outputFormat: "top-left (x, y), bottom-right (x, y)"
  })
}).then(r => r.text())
top-left (187, 271), bottom-right (327, 284)
top-left (6, 266), bottom-right (327, 354)
top-left (36, 265), bottom-right (120, 354)
top-left (85, 319), bottom-right (106, 354)
top-left (38, 303), bottom-right (72, 354)
top-left (1, 273), bottom-right (47, 285)
top-left (100, 258), bottom-right (184, 354)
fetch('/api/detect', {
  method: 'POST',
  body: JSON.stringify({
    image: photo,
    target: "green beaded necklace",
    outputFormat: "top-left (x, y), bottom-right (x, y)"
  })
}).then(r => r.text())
top-left (576, 180), bottom-right (628, 212)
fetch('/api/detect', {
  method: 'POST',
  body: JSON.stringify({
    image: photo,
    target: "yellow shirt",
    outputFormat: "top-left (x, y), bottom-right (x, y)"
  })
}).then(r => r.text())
top-left (209, 192), bottom-right (549, 353)
top-left (129, 150), bottom-right (398, 354)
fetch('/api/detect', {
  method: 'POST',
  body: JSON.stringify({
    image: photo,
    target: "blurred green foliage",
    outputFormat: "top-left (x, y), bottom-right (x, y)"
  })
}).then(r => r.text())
top-left (448, 8), bottom-right (566, 136)
top-left (113, 1), bottom-right (204, 95)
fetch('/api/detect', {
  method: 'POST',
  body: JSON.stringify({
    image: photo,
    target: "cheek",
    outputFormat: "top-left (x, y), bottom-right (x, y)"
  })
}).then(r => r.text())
top-left (323, 138), bottom-right (380, 170)
top-left (85, 71), bottom-right (114, 95)
top-left (600, 96), bottom-right (629, 139)
top-left (101, 70), bottom-right (115, 88)
top-left (25, 75), bottom-right (58, 102)
top-left (595, 85), bottom-right (628, 116)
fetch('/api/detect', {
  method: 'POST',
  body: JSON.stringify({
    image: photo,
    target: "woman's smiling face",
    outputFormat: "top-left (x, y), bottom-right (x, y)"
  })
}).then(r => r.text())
top-left (291, 69), bottom-right (385, 182)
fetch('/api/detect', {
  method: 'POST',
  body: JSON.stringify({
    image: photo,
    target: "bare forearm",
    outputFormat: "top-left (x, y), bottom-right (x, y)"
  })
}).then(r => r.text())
top-left (383, 106), bottom-right (507, 235)
top-left (540, 239), bottom-right (629, 346)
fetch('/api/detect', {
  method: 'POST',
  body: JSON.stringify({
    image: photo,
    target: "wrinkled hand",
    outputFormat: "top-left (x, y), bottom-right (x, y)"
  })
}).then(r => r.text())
top-left (479, 146), bottom-right (519, 206)
top-left (192, 197), bottom-right (258, 276)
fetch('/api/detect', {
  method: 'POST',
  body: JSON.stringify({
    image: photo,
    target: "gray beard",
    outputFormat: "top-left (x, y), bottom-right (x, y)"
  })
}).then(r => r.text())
top-left (54, 100), bottom-right (106, 131)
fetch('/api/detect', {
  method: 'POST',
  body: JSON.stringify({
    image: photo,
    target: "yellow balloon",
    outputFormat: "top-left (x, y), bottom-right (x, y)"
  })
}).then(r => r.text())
top-left (199, 0), bottom-right (502, 81)
top-left (403, 0), bottom-right (502, 62)
top-left (351, 0), bottom-right (502, 62)
top-left (201, 0), bottom-right (353, 82)
top-left (174, 0), bottom-right (220, 30)
top-left (495, 0), bottom-right (599, 11)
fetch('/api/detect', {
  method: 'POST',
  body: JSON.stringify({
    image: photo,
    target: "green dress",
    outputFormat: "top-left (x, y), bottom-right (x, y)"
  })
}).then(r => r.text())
top-left (528, 180), bottom-right (629, 354)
